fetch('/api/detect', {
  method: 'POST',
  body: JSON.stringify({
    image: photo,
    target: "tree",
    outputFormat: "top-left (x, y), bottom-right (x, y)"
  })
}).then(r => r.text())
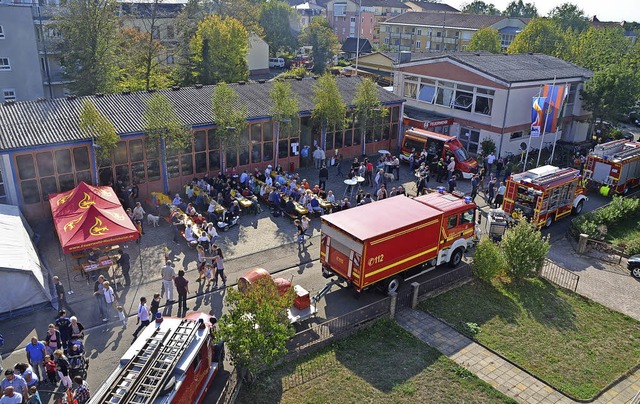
top-left (78, 100), bottom-right (119, 161)
top-left (191, 14), bottom-right (249, 85)
top-left (143, 93), bottom-right (191, 153)
top-left (114, 28), bottom-right (173, 92)
top-left (500, 219), bottom-right (549, 281)
top-left (352, 78), bottom-right (388, 147)
top-left (548, 3), bottom-right (588, 32)
top-left (210, 82), bottom-right (248, 171)
top-left (218, 276), bottom-right (295, 378)
top-left (270, 80), bottom-right (299, 139)
top-left (299, 18), bottom-right (340, 74)
top-left (568, 27), bottom-right (631, 72)
top-left (507, 18), bottom-right (566, 57)
top-left (312, 74), bottom-right (346, 139)
top-left (581, 64), bottom-right (640, 125)
top-left (173, 0), bottom-right (212, 86)
top-left (260, 1), bottom-right (297, 56)
top-left (472, 238), bottom-right (506, 282)
top-left (461, 0), bottom-right (501, 15)
top-left (502, 0), bottom-right (538, 18)
top-left (215, 0), bottom-right (263, 36)
top-left (55, 0), bottom-right (119, 95)
top-left (467, 27), bottom-right (502, 53)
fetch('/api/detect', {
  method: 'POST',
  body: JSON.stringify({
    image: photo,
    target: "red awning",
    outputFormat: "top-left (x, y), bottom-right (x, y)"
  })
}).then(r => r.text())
top-left (49, 183), bottom-right (139, 254)
top-left (49, 182), bottom-right (121, 218)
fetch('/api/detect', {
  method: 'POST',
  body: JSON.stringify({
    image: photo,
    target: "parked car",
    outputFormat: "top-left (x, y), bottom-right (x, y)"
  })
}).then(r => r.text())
top-left (628, 255), bottom-right (640, 279)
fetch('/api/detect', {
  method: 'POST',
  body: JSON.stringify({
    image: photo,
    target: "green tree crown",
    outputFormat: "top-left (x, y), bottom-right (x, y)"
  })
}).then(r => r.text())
top-left (260, 1), bottom-right (297, 56)
top-left (211, 82), bottom-right (248, 150)
top-left (270, 80), bottom-right (300, 135)
top-left (79, 99), bottom-right (119, 162)
top-left (352, 78), bottom-right (389, 138)
top-left (467, 27), bottom-right (502, 53)
top-left (312, 74), bottom-right (346, 132)
top-left (143, 92), bottom-right (191, 151)
top-left (299, 17), bottom-right (340, 74)
top-left (507, 18), bottom-right (566, 57)
top-left (461, 1), bottom-right (501, 15)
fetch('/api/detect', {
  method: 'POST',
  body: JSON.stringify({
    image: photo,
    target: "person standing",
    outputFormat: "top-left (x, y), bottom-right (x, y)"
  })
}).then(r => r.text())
top-left (150, 294), bottom-right (161, 320)
top-left (44, 324), bottom-right (61, 356)
top-left (318, 165), bottom-right (328, 190)
top-left (487, 177), bottom-right (497, 206)
top-left (71, 376), bottom-right (90, 404)
top-left (174, 270), bottom-right (189, 312)
top-left (486, 152), bottom-right (496, 175)
top-left (448, 175), bottom-right (457, 193)
top-left (25, 338), bottom-right (45, 381)
top-left (494, 181), bottom-right (507, 207)
top-left (132, 297), bottom-right (150, 339)
top-left (52, 350), bottom-right (72, 389)
top-left (116, 249), bottom-right (131, 287)
top-left (470, 175), bottom-right (479, 201)
top-left (132, 202), bottom-right (145, 234)
top-left (171, 209), bottom-right (183, 244)
top-left (102, 281), bottom-right (117, 320)
top-left (336, 154), bottom-right (344, 178)
top-left (161, 261), bottom-right (176, 303)
top-left (54, 310), bottom-right (72, 350)
top-left (436, 158), bottom-right (445, 183)
top-left (53, 276), bottom-right (65, 310)
top-left (212, 245), bottom-right (227, 288)
top-left (93, 275), bottom-right (108, 322)
top-left (447, 157), bottom-right (456, 181)
top-left (69, 316), bottom-right (84, 341)
top-left (312, 147), bottom-right (323, 169)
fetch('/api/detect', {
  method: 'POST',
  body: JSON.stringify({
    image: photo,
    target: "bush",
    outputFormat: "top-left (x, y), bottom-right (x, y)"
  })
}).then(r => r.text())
top-left (472, 238), bottom-right (506, 282)
top-left (479, 138), bottom-right (496, 155)
top-left (571, 196), bottom-right (640, 240)
top-left (624, 237), bottom-right (640, 255)
top-left (501, 219), bottom-right (550, 280)
top-left (277, 67), bottom-right (309, 80)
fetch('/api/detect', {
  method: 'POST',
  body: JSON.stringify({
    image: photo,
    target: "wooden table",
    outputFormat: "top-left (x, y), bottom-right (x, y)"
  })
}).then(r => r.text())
top-left (81, 256), bottom-right (114, 281)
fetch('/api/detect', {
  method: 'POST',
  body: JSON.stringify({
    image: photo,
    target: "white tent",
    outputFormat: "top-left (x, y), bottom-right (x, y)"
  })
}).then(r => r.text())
top-left (0, 204), bottom-right (51, 316)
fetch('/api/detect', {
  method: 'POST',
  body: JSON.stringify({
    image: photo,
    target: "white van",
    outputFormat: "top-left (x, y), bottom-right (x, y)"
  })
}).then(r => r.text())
top-left (269, 58), bottom-right (285, 68)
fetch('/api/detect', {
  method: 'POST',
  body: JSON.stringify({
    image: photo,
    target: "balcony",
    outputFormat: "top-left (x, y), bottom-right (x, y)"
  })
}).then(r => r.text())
top-left (43, 72), bottom-right (73, 85)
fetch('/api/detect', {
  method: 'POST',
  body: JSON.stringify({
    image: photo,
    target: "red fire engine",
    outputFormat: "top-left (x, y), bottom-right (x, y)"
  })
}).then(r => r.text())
top-left (320, 192), bottom-right (476, 295)
top-left (584, 139), bottom-right (640, 195)
top-left (90, 313), bottom-right (223, 404)
top-left (502, 165), bottom-right (588, 228)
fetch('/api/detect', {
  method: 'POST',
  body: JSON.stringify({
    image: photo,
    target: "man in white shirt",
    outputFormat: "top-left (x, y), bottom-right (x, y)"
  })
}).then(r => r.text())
top-left (487, 152), bottom-right (496, 175)
top-left (161, 261), bottom-right (176, 303)
top-left (0, 386), bottom-right (22, 404)
top-left (132, 296), bottom-right (150, 339)
top-left (447, 157), bottom-right (456, 181)
top-left (132, 202), bottom-right (145, 234)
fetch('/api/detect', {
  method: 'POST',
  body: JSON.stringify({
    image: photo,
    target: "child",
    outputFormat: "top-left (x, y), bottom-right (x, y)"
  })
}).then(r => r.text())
top-left (150, 293), bottom-right (160, 320)
top-left (27, 386), bottom-right (42, 404)
top-left (135, 220), bottom-right (143, 244)
top-left (44, 355), bottom-right (57, 385)
top-left (204, 263), bottom-right (214, 286)
top-left (117, 306), bottom-right (127, 327)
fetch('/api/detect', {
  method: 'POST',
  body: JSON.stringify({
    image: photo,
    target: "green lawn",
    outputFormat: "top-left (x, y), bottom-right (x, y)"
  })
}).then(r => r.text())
top-left (237, 320), bottom-right (515, 404)
top-left (421, 278), bottom-right (640, 400)
top-left (606, 210), bottom-right (640, 247)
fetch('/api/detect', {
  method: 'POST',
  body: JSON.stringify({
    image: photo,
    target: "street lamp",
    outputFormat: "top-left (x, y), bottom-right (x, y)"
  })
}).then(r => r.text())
top-left (355, 0), bottom-right (362, 76)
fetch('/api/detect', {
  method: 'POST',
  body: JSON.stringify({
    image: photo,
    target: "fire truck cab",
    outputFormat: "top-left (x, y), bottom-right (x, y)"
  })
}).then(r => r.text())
top-left (502, 165), bottom-right (588, 228)
top-left (400, 127), bottom-right (478, 179)
top-left (584, 139), bottom-right (640, 195)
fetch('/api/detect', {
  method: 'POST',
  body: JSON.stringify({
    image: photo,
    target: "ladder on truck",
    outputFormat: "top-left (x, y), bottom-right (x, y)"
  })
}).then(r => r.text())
top-left (94, 319), bottom-right (199, 404)
top-left (529, 168), bottom-right (577, 188)
top-left (611, 144), bottom-right (640, 161)
top-left (592, 140), bottom-right (627, 158)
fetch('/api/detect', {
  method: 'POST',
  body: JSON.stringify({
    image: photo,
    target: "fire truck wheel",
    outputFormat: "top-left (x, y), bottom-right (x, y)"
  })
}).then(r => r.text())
top-left (385, 276), bottom-right (402, 295)
top-left (448, 248), bottom-right (463, 267)
top-left (572, 200), bottom-right (584, 215)
top-left (545, 216), bottom-right (554, 228)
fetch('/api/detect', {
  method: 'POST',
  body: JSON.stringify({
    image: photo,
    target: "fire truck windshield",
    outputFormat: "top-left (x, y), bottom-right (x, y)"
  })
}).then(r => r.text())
top-left (454, 147), bottom-right (471, 162)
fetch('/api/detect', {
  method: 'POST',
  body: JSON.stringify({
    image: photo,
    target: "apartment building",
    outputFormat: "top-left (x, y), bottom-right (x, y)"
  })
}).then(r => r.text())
top-left (380, 12), bottom-right (528, 52)
top-left (326, 0), bottom-right (410, 44)
top-left (394, 52), bottom-right (593, 156)
top-left (0, 3), bottom-right (48, 102)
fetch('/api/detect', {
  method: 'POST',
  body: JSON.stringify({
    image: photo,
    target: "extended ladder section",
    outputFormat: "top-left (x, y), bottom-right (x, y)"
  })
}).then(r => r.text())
top-left (610, 144), bottom-right (640, 162)
top-left (96, 319), bottom-right (199, 404)
top-left (592, 140), bottom-right (628, 158)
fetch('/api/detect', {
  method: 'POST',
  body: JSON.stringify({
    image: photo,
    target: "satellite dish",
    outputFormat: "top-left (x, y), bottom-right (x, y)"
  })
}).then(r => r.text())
top-left (520, 142), bottom-right (527, 151)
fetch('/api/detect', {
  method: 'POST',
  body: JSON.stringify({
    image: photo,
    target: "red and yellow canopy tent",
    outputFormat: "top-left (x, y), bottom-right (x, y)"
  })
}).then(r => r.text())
top-left (49, 182), bottom-right (140, 291)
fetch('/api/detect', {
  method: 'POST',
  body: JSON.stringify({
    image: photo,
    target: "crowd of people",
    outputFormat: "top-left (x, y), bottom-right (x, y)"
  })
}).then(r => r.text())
top-left (0, 310), bottom-right (90, 403)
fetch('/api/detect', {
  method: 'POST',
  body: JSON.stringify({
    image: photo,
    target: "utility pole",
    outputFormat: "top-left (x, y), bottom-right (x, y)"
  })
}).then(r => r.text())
top-left (355, 0), bottom-right (362, 76)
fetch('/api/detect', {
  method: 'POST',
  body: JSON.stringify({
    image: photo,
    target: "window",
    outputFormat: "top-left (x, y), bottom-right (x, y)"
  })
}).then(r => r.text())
top-left (350, 17), bottom-right (356, 23)
top-left (510, 131), bottom-right (524, 140)
top-left (384, 37), bottom-right (390, 45)
top-left (403, 81), bottom-right (418, 98)
top-left (416, 29), bottom-right (422, 36)
top-left (417, 79), bottom-right (436, 103)
top-left (334, 3), bottom-right (346, 16)
top-left (453, 84), bottom-right (473, 112)
top-left (435, 81), bottom-right (454, 107)
top-left (436, 31), bottom-right (442, 38)
top-left (0, 26), bottom-right (4, 39)
top-left (416, 41), bottom-right (421, 49)
top-left (435, 44), bottom-right (441, 51)
top-left (2, 89), bottom-right (15, 102)
top-left (447, 215), bottom-right (458, 229)
top-left (166, 25), bottom-right (174, 40)
top-left (455, 31), bottom-right (460, 39)
top-left (0, 58), bottom-right (10, 71)
top-left (566, 83), bottom-right (577, 107)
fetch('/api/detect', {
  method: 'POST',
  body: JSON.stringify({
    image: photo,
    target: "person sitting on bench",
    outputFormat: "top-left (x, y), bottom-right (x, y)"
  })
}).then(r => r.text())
top-left (285, 199), bottom-right (297, 216)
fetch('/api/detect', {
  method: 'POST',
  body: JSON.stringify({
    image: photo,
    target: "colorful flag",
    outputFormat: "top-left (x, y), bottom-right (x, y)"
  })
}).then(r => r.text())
top-left (542, 85), bottom-right (566, 133)
top-left (531, 97), bottom-right (547, 137)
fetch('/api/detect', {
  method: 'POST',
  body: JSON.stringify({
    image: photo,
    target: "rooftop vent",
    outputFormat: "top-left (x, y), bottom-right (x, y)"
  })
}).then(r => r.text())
top-left (147, 88), bottom-right (156, 93)
top-left (66, 95), bottom-right (77, 101)
top-left (237, 81), bottom-right (246, 85)
top-left (3, 100), bottom-right (15, 106)
top-left (312, 75), bottom-right (319, 80)
top-left (295, 77), bottom-right (303, 81)
top-left (257, 79), bottom-right (266, 84)
top-left (36, 97), bottom-right (47, 102)
top-left (171, 86), bottom-right (180, 91)
top-left (475, 53), bottom-right (481, 56)
top-left (194, 83), bottom-right (203, 89)
top-left (95, 93), bottom-right (104, 98)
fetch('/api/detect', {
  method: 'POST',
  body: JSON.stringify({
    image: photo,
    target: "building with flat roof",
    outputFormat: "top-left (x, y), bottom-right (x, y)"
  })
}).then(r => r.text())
top-left (0, 77), bottom-right (404, 220)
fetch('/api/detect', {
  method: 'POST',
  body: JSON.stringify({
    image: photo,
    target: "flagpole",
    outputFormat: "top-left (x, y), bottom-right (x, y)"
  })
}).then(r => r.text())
top-left (537, 76), bottom-right (557, 167)
top-left (524, 85), bottom-right (543, 170)
top-left (550, 82), bottom-right (569, 164)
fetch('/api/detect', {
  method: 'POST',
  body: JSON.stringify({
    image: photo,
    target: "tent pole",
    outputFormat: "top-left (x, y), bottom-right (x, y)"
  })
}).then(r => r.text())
top-left (138, 241), bottom-right (143, 286)
top-left (64, 254), bottom-right (74, 295)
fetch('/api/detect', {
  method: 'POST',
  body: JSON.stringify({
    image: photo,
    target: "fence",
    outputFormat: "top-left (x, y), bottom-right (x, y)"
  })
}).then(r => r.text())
top-left (416, 264), bottom-right (473, 302)
top-left (539, 259), bottom-right (580, 292)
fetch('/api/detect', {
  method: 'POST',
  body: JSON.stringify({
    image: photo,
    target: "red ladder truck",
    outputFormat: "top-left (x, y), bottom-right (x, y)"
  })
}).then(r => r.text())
top-left (502, 165), bottom-right (588, 228)
top-left (584, 139), bottom-right (640, 196)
